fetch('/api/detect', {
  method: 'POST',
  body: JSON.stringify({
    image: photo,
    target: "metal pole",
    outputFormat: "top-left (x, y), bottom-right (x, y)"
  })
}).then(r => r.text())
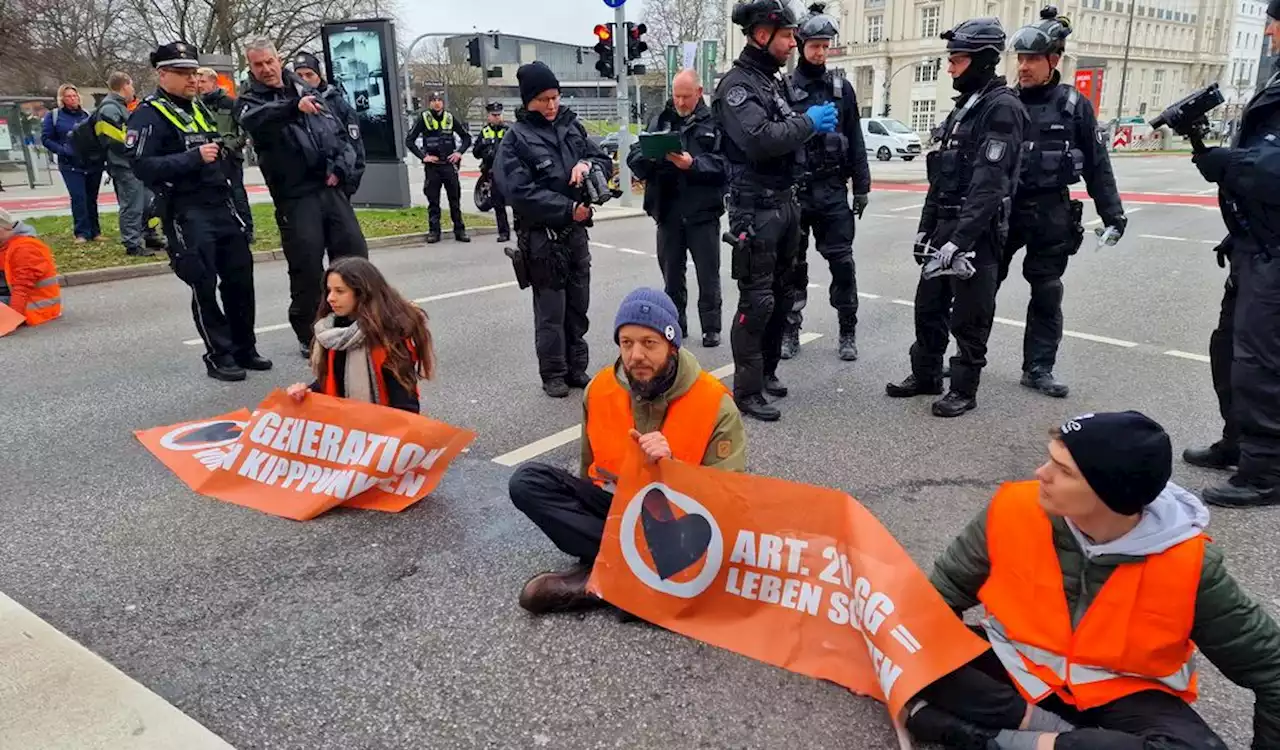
top-left (480, 36), bottom-right (490, 109)
top-left (402, 32), bottom-right (480, 116)
top-left (615, 4), bottom-right (634, 207)
top-left (1116, 0), bottom-right (1137, 121)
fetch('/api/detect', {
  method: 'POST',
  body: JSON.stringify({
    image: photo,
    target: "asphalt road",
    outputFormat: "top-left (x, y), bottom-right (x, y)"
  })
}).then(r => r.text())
top-left (2, 156), bottom-right (1275, 750)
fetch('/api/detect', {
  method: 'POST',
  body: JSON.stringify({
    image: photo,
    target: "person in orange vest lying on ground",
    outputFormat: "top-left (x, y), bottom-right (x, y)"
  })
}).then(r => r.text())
top-left (510, 287), bottom-right (747, 615)
top-left (287, 257), bottom-right (436, 413)
top-left (0, 207), bottom-right (62, 328)
top-left (906, 411), bottom-right (1280, 750)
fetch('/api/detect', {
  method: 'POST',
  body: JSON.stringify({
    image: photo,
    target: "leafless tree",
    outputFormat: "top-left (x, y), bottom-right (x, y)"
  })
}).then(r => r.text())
top-left (641, 0), bottom-right (724, 72)
top-left (408, 39), bottom-right (481, 121)
top-left (0, 0), bottom-right (140, 94)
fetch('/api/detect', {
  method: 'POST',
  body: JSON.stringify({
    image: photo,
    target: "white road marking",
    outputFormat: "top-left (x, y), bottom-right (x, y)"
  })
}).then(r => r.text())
top-left (867, 212), bottom-right (912, 219)
top-left (1195, 187), bottom-right (1219, 195)
top-left (1165, 350), bottom-right (1211, 363)
top-left (1086, 206), bottom-right (1142, 227)
top-left (183, 281), bottom-right (519, 345)
top-left (491, 333), bottom-right (823, 466)
top-left (616, 247), bottom-right (650, 256)
top-left (992, 316), bottom-right (1026, 328)
top-left (1062, 330), bottom-right (1138, 348)
top-left (1140, 234), bottom-right (1191, 242)
top-left (808, 283), bottom-right (821, 288)
top-left (591, 242), bottom-right (616, 249)
top-left (891, 299), bottom-right (914, 307)
top-left (890, 203), bottom-right (924, 212)
top-left (857, 292), bottom-right (881, 300)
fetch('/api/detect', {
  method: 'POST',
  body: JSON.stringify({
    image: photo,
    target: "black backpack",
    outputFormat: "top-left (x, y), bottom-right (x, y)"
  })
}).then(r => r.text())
top-left (67, 110), bottom-right (107, 166)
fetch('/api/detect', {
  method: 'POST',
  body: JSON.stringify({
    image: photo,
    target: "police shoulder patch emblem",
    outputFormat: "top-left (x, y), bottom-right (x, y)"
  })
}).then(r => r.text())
top-left (1096, 129), bottom-right (1105, 144)
top-left (985, 140), bottom-right (1007, 163)
top-left (348, 124), bottom-right (361, 140)
top-left (125, 130), bottom-right (138, 149)
top-left (726, 86), bottom-right (749, 107)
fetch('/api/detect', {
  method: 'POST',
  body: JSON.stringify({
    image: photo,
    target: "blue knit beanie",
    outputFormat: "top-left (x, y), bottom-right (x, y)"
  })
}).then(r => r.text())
top-left (614, 288), bottom-right (682, 348)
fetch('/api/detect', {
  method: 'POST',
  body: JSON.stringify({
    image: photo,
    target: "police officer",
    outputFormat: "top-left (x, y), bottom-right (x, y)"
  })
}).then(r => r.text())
top-left (237, 38), bottom-right (368, 358)
top-left (494, 62), bottom-right (612, 398)
top-left (197, 67), bottom-right (253, 242)
top-left (127, 42), bottom-right (271, 381)
top-left (886, 18), bottom-right (1027, 418)
top-left (291, 52), bottom-right (366, 198)
top-left (716, 0), bottom-right (838, 422)
top-left (406, 92), bottom-right (472, 243)
top-left (1004, 7), bottom-right (1125, 398)
top-left (472, 101), bottom-right (511, 242)
top-left (625, 69), bottom-right (728, 348)
top-left (1184, 0), bottom-right (1280, 508)
top-left (781, 2), bottom-right (871, 362)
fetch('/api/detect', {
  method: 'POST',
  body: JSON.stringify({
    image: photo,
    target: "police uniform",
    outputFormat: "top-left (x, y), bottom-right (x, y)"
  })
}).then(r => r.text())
top-left (1186, 6), bottom-right (1280, 507)
top-left (473, 102), bottom-right (511, 241)
top-left (291, 52), bottom-right (366, 197)
top-left (782, 3), bottom-right (871, 362)
top-left (715, 0), bottom-right (832, 423)
top-left (1004, 11), bottom-right (1125, 398)
top-left (886, 18), bottom-right (1028, 418)
top-left (405, 94), bottom-right (472, 242)
top-left (127, 42), bottom-right (269, 381)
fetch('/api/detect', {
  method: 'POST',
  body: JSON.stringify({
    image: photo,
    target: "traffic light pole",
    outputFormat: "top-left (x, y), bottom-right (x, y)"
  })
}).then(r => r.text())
top-left (613, 4), bottom-right (634, 207)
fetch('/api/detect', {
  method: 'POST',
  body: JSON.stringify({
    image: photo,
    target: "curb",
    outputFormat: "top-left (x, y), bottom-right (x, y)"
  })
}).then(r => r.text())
top-left (56, 210), bottom-right (648, 288)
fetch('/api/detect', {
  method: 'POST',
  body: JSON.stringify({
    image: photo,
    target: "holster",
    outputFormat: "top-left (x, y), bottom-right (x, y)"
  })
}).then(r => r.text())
top-left (504, 244), bottom-right (532, 290)
top-left (523, 229), bottom-right (571, 290)
top-left (1068, 198), bottom-right (1085, 255)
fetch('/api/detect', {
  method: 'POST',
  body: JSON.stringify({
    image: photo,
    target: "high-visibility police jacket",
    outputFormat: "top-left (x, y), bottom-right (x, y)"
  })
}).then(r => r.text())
top-left (0, 236), bottom-right (62, 326)
top-left (584, 365), bottom-right (728, 490)
top-left (978, 481), bottom-right (1203, 710)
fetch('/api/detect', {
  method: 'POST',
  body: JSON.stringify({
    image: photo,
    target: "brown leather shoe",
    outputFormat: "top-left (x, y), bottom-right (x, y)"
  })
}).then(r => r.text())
top-left (518, 563), bottom-right (598, 614)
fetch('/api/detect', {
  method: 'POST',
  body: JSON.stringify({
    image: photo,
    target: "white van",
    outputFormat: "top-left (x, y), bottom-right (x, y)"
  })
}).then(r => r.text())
top-left (861, 117), bottom-right (923, 161)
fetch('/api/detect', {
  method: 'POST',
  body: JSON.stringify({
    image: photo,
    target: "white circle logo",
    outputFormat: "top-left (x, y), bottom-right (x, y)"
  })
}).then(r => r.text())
top-left (620, 482), bottom-right (723, 599)
top-left (664, 325), bottom-right (676, 341)
top-left (159, 420), bottom-right (247, 451)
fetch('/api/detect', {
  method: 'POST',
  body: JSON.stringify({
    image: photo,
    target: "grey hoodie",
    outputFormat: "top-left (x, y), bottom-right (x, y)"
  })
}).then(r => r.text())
top-left (14, 221), bottom-right (37, 237)
top-left (1066, 482), bottom-right (1209, 559)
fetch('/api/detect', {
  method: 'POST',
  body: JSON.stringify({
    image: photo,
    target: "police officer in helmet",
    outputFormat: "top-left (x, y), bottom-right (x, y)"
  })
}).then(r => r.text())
top-left (886, 17), bottom-right (1027, 418)
top-left (1183, 0), bottom-right (1280, 508)
top-left (1004, 7), bottom-right (1125, 399)
top-left (781, 2), bottom-right (871, 362)
top-left (473, 101), bottom-right (511, 243)
top-left (127, 42), bottom-right (271, 381)
top-left (716, 0), bottom-right (838, 422)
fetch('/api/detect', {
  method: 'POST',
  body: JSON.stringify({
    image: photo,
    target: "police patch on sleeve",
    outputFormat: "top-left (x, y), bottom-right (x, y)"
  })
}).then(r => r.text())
top-left (984, 140), bottom-right (1007, 163)
top-left (348, 124), bottom-right (361, 140)
top-left (125, 130), bottom-right (138, 149)
top-left (1096, 129), bottom-right (1105, 145)
top-left (726, 86), bottom-right (749, 107)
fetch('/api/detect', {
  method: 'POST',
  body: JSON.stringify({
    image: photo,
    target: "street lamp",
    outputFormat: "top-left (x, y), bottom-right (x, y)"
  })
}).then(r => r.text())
top-left (882, 57), bottom-right (940, 118)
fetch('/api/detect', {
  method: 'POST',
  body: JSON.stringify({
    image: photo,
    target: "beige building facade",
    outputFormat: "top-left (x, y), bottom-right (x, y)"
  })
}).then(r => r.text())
top-left (722, 0), bottom-right (1231, 136)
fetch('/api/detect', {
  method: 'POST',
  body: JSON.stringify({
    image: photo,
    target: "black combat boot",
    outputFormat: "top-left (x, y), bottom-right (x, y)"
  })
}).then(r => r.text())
top-left (566, 371), bottom-right (591, 389)
top-left (838, 331), bottom-right (858, 361)
top-left (1021, 370), bottom-right (1069, 398)
top-left (1203, 477), bottom-right (1280, 508)
top-left (1182, 441), bottom-right (1239, 471)
top-left (497, 232), bottom-right (510, 243)
top-left (455, 228), bottom-right (471, 243)
top-left (234, 351), bottom-right (274, 371)
top-left (543, 378), bottom-right (570, 398)
top-left (205, 356), bottom-right (247, 382)
top-left (426, 230), bottom-right (441, 244)
top-left (764, 374), bottom-right (788, 397)
top-left (932, 391), bottom-right (977, 418)
top-left (779, 326), bottom-right (800, 359)
top-left (736, 393), bottom-right (781, 422)
top-left (886, 374), bottom-right (944, 398)
top-left (702, 331), bottom-right (721, 348)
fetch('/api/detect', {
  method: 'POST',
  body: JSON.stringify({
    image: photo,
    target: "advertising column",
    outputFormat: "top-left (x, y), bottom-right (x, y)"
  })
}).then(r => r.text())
top-left (321, 18), bottom-right (412, 208)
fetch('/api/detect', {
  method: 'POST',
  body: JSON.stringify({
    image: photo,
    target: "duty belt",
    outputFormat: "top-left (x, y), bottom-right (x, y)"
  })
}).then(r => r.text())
top-left (729, 185), bottom-right (797, 209)
top-left (935, 204), bottom-right (963, 219)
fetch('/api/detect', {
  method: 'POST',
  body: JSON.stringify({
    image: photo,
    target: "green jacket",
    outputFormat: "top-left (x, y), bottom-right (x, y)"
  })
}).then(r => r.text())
top-left (932, 493), bottom-right (1280, 748)
top-left (201, 88), bottom-right (246, 158)
top-left (579, 347), bottom-right (746, 479)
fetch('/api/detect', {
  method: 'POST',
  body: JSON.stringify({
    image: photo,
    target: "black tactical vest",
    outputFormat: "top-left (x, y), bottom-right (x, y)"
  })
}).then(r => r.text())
top-left (787, 71), bottom-right (846, 177)
top-left (1019, 84), bottom-right (1084, 191)
top-left (927, 91), bottom-right (990, 204)
top-left (718, 66), bottom-right (806, 190)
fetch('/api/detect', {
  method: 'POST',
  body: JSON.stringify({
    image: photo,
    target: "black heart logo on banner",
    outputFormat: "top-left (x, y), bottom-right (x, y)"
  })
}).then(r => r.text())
top-left (176, 421), bottom-right (243, 445)
top-left (640, 487), bottom-right (712, 581)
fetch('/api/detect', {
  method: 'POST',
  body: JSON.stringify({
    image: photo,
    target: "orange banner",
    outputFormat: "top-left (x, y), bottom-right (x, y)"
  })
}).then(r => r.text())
top-left (588, 451), bottom-right (989, 720)
top-left (136, 390), bottom-right (475, 520)
top-left (0, 302), bottom-right (24, 336)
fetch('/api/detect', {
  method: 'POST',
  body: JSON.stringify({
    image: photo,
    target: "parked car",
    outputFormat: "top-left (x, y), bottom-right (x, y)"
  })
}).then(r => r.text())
top-left (591, 131), bottom-right (621, 159)
top-left (861, 117), bottom-right (922, 161)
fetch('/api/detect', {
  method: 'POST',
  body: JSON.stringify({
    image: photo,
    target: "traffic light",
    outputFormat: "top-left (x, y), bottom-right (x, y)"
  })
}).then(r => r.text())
top-left (593, 23), bottom-right (615, 79)
top-left (466, 37), bottom-right (482, 67)
top-left (626, 22), bottom-right (648, 61)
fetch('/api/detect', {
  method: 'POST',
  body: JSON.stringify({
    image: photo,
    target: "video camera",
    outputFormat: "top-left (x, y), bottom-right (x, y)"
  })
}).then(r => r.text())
top-left (579, 163), bottom-right (622, 206)
top-left (1148, 83), bottom-right (1225, 154)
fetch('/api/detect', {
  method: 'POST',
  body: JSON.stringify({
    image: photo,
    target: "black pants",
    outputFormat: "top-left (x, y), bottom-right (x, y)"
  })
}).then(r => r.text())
top-left (728, 193), bottom-right (802, 398)
top-left (656, 216), bottom-right (722, 337)
top-left (276, 188), bottom-right (369, 347)
top-left (917, 647), bottom-right (1228, 750)
top-left (225, 158), bottom-right (254, 239)
top-left (166, 203), bottom-right (257, 366)
top-left (527, 225), bottom-right (591, 383)
top-left (509, 463), bottom-right (614, 562)
top-left (1211, 243), bottom-right (1280, 485)
top-left (425, 164), bottom-right (464, 233)
top-left (1000, 192), bottom-right (1082, 374)
top-left (488, 176), bottom-right (511, 236)
top-left (789, 185), bottom-right (858, 334)
top-left (910, 218), bottom-right (1000, 397)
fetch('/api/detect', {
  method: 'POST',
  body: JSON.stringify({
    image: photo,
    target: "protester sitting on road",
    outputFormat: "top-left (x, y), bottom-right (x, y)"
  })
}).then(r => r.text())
top-left (287, 257), bottom-right (435, 414)
top-left (41, 84), bottom-right (103, 245)
top-left (0, 208), bottom-right (62, 327)
top-left (906, 411), bottom-right (1280, 750)
top-left (510, 288), bottom-right (746, 615)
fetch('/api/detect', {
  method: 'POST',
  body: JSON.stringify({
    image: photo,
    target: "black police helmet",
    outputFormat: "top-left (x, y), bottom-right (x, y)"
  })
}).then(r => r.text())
top-left (1269, 0), bottom-right (1280, 19)
top-left (941, 17), bottom-right (1007, 54)
top-left (796, 2), bottom-right (840, 43)
top-left (732, 0), bottom-right (806, 32)
top-left (1011, 6), bottom-right (1073, 55)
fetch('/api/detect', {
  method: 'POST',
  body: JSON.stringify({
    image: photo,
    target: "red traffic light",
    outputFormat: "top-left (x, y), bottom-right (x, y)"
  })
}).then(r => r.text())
top-left (594, 24), bottom-right (612, 41)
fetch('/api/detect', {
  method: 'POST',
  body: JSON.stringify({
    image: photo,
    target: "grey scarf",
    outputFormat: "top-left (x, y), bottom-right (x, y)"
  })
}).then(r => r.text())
top-left (312, 315), bottom-right (380, 404)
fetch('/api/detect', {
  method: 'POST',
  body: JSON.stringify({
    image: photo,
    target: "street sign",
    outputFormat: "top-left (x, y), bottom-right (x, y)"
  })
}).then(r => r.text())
top-left (1113, 124), bottom-right (1132, 148)
top-left (603, 0), bottom-right (626, 6)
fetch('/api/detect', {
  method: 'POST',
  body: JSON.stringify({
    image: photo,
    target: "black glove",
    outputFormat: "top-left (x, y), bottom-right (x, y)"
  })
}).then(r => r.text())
top-left (1100, 214), bottom-right (1127, 240)
top-left (1193, 148), bottom-right (1231, 183)
top-left (852, 193), bottom-right (868, 219)
top-left (913, 231), bottom-right (928, 266)
top-left (1212, 238), bottom-right (1231, 269)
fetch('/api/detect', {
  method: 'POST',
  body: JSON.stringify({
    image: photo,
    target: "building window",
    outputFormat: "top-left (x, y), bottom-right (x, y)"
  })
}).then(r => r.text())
top-left (914, 61), bottom-right (938, 83)
top-left (1153, 69), bottom-right (1164, 101)
top-left (920, 6), bottom-right (940, 38)
top-left (911, 99), bottom-right (937, 132)
top-left (867, 14), bottom-right (884, 42)
top-left (1104, 0), bottom-right (1112, 11)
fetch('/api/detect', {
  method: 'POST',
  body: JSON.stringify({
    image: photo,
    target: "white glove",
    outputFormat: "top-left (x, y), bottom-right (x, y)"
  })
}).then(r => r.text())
top-left (935, 241), bottom-right (961, 267)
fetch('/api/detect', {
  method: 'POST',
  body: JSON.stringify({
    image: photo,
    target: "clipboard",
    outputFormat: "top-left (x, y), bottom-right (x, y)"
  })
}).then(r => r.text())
top-left (638, 131), bottom-right (683, 159)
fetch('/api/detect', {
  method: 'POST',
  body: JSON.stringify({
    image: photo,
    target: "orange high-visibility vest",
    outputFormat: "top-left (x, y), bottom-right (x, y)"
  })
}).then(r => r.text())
top-left (321, 343), bottom-right (418, 406)
top-left (978, 480), bottom-right (1203, 711)
top-left (2, 236), bottom-right (61, 326)
top-left (584, 365), bottom-right (728, 489)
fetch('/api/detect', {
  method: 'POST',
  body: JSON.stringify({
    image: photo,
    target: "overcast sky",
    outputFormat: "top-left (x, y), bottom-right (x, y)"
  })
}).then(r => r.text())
top-left (399, 0), bottom-right (651, 47)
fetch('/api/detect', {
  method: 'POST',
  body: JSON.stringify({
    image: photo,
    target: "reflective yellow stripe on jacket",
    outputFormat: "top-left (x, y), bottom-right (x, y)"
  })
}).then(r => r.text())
top-left (94, 119), bottom-right (127, 143)
top-left (150, 99), bottom-right (217, 134)
top-left (422, 112), bottom-right (454, 131)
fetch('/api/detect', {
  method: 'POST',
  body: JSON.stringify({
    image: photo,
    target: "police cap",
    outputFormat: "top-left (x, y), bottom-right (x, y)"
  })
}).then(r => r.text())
top-left (292, 51), bottom-right (323, 75)
top-left (1011, 6), bottom-right (1072, 55)
top-left (485, 101), bottom-right (503, 113)
top-left (428, 91), bottom-right (444, 102)
top-left (732, 0), bottom-right (805, 32)
top-left (941, 17), bottom-right (1007, 54)
top-left (151, 41), bottom-right (201, 69)
top-left (796, 2), bottom-right (840, 43)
